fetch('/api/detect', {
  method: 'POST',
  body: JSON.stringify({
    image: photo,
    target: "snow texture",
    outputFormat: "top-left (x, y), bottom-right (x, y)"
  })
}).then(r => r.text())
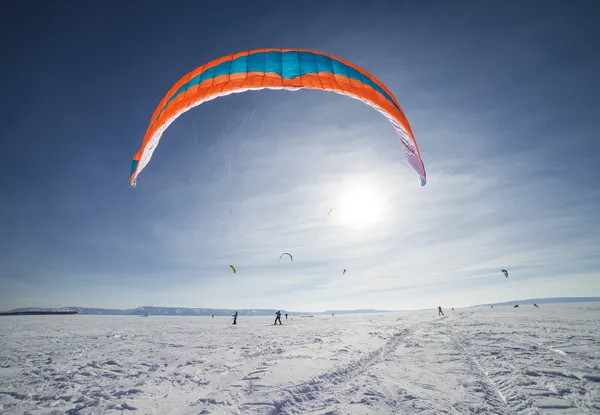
top-left (1, 303), bottom-right (599, 414)
top-left (5, 307), bottom-right (392, 317)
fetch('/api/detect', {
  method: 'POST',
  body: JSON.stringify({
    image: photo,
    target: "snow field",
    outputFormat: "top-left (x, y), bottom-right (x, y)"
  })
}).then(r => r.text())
top-left (1, 304), bottom-right (599, 414)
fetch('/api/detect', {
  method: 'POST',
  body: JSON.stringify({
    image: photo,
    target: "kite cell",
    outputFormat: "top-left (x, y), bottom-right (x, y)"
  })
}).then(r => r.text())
top-left (279, 253), bottom-right (293, 262)
top-left (130, 49), bottom-right (426, 187)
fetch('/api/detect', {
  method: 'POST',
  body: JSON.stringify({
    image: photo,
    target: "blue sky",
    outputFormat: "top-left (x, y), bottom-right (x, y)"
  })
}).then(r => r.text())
top-left (1, 0), bottom-right (599, 311)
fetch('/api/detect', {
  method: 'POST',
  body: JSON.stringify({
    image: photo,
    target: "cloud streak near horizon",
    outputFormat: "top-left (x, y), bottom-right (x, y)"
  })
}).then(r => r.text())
top-left (1, 1), bottom-right (598, 311)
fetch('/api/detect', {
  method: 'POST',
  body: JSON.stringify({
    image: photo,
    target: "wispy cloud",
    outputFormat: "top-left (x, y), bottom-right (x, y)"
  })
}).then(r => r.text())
top-left (100, 88), bottom-right (599, 310)
top-left (1, 1), bottom-right (598, 311)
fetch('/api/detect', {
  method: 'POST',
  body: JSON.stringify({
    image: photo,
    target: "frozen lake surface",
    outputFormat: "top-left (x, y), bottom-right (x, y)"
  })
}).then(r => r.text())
top-left (1, 304), bottom-right (599, 414)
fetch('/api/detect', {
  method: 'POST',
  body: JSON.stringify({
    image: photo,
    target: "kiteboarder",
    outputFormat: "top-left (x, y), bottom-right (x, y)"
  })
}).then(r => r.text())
top-left (438, 306), bottom-right (444, 316)
top-left (232, 311), bottom-right (238, 325)
top-left (275, 310), bottom-right (282, 325)
top-left (285, 313), bottom-right (288, 320)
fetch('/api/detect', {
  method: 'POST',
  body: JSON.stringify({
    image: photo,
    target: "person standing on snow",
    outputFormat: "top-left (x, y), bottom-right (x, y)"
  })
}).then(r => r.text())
top-left (285, 313), bottom-right (288, 320)
top-left (438, 306), bottom-right (444, 316)
top-left (232, 311), bottom-right (238, 325)
top-left (274, 310), bottom-right (282, 325)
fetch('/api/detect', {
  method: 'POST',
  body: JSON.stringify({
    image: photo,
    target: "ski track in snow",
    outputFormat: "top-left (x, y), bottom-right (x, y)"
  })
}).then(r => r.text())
top-left (1, 304), bottom-right (599, 414)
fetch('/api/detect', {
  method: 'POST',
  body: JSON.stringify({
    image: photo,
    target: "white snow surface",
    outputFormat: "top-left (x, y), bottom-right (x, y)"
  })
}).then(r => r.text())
top-left (1, 304), bottom-right (599, 414)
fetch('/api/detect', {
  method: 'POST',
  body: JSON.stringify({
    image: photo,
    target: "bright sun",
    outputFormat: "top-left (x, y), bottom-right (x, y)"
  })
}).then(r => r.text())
top-left (337, 183), bottom-right (385, 228)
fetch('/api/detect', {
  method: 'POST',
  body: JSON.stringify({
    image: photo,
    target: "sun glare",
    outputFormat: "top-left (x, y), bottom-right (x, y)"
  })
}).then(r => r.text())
top-left (337, 183), bottom-right (385, 228)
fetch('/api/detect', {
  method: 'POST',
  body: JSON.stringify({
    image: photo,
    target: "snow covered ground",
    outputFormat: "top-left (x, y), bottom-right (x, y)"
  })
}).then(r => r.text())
top-left (1, 304), bottom-right (599, 414)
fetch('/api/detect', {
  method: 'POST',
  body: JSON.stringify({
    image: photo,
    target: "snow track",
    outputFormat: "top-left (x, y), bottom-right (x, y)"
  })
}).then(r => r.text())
top-left (1, 304), bottom-right (599, 414)
top-left (439, 308), bottom-right (600, 414)
top-left (265, 328), bottom-right (409, 414)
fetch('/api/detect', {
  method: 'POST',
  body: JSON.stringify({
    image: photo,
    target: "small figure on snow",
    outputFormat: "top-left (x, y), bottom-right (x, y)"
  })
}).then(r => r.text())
top-left (438, 306), bottom-right (444, 316)
top-left (232, 311), bottom-right (238, 325)
top-left (274, 310), bottom-right (282, 325)
top-left (285, 313), bottom-right (288, 320)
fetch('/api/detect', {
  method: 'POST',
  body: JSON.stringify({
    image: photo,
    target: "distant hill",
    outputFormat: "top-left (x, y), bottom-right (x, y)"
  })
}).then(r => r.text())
top-left (324, 309), bottom-right (390, 315)
top-left (0, 310), bottom-right (78, 316)
top-left (472, 297), bottom-right (600, 308)
top-left (8, 299), bottom-right (598, 315)
top-left (7, 306), bottom-right (395, 316)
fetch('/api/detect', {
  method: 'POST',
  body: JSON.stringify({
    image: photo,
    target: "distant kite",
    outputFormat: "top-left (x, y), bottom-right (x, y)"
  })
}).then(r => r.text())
top-left (229, 265), bottom-right (236, 274)
top-left (326, 209), bottom-right (333, 221)
top-left (342, 268), bottom-right (347, 275)
top-left (501, 269), bottom-right (509, 278)
top-left (279, 253), bottom-right (293, 262)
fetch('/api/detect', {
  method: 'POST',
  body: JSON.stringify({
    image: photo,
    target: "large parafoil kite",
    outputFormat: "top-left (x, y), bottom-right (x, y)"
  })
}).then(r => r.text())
top-left (130, 49), bottom-right (427, 187)
top-left (279, 253), bottom-right (293, 262)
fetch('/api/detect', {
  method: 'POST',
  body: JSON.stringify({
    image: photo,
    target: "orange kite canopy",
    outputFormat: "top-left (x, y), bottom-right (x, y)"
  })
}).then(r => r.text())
top-left (130, 48), bottom-right (426, 187)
